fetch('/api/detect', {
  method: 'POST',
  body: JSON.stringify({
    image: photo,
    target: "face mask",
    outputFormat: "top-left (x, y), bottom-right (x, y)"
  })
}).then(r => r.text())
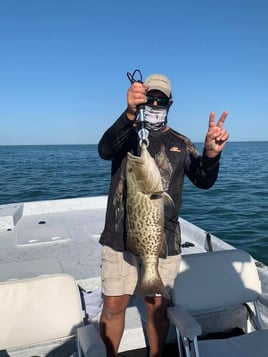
top-left (144, 105), bottom-right (168, 131)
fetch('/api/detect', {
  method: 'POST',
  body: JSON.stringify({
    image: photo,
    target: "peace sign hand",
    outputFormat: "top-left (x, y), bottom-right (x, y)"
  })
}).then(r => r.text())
top-left (205, 111), bottom-right (229, 158)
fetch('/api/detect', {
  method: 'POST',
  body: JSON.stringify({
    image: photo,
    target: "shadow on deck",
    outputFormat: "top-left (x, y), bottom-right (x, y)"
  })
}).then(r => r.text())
top-left (118, 343), bottom-right (179, 357)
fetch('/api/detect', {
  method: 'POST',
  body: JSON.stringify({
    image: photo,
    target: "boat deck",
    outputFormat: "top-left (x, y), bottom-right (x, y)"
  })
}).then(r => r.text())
top-left (0, 196), bottom-right (206, 288)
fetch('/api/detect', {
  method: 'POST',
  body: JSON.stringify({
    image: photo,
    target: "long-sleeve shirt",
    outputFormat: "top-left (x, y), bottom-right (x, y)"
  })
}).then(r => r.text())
top-left (98, 111), bottom-right (221, 256)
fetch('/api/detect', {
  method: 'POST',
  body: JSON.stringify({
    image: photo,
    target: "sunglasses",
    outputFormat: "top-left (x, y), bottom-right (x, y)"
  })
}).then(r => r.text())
top-left (146, 95), bottom-right (169, 107)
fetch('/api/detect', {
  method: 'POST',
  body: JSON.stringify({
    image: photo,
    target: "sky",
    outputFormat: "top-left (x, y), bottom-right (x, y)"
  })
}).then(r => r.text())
top-left (0, 0), bottom-right (267, 145)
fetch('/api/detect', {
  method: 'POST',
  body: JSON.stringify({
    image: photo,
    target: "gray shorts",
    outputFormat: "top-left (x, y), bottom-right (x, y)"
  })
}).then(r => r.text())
top-left (101, 245), bottom-right (181, 297)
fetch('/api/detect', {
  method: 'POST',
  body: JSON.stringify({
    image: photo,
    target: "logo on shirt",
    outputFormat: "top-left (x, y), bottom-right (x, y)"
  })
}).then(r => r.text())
top-left (169, 146), bottom-right (181, 153)
top-left (155, 146), bottom-right (173, 191)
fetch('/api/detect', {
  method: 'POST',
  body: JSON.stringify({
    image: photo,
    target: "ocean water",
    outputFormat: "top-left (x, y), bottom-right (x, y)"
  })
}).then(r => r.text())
top-left (0, 142), bottom-right (267, 265)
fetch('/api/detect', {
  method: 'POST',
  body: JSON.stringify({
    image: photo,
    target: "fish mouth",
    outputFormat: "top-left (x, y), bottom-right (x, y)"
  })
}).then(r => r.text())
top-left (127, 143), bottom-right (147, 162)
top-left (127, 151), bottom-right (145, 163)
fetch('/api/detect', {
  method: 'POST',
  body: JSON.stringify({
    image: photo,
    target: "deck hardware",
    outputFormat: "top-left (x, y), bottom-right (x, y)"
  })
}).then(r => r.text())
top-left (206, 232), bottom-right (213, 251)
top-left (38, 220), bottom-right (46, 225)
top-left (255, 261), bottom-right (265, 268)
top-left (181, 241), bottom-right (195, 248)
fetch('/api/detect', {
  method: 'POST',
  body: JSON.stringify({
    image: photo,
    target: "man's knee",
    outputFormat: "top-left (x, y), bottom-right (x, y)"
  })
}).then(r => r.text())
top-left (145, 296), bottom-right (169, 319)
top-left (102, 295), bottom-right (130, 320)
top-left (102, 305), bottom-right (126, 320)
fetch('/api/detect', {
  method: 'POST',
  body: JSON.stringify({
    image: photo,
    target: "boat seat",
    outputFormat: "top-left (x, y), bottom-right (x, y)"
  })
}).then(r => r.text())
top-left (167, 249), bottom-right (268, 357)
top-left (0, 274), bottom-right (106, 356)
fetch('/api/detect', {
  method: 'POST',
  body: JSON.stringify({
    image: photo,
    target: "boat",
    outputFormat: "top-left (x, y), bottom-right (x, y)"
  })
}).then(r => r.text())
top-left (0, 195), bottom-right (268, 356)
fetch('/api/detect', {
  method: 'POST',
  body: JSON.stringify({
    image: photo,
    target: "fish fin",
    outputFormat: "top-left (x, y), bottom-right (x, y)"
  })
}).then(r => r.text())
top-left (136, 258), bottom-right (169, 299)
top-left (162, 192), bottom-right (175, 207)
top-left (150, 191), bottom-right (174, 207)
top-left (136, 277), bottom-right (170, 300)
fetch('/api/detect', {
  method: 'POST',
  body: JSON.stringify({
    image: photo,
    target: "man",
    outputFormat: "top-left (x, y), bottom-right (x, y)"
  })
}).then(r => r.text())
top-left (98, 73), bottom-right (229, 356)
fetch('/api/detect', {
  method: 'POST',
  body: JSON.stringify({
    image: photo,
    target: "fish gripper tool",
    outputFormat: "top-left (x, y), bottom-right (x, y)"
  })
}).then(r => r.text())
top-left (127, 69), bottom-right (149, 147)
top-left (136, 106), bottom-right (149, 147)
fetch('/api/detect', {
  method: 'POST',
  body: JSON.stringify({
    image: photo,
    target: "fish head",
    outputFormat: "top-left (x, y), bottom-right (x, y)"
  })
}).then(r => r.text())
top-left (126, 143), bottom-right (163, 194)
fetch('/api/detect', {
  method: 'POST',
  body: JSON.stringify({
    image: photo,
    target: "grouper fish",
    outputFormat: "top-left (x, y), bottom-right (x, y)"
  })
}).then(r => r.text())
top-left (126, 143), bottom-right (174, 299)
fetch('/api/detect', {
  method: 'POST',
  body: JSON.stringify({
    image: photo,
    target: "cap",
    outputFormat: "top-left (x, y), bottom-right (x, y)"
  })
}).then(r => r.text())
top-left (144, 74), bottom-right (172, 98)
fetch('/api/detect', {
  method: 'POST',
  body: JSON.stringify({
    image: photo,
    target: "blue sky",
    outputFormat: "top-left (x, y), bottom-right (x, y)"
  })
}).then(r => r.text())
top-left (0, 0), bottom-right (267, 145)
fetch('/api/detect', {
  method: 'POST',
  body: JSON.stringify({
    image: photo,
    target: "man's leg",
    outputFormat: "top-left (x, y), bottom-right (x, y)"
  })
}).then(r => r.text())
top-left (100, 246), bottom-right (139, 356)
top-left (145, 295), bottom-right (169, 357)
top-left (144, 254), bottom-right (181, 356)
top-left (100, 294), bottom-right (130, 357)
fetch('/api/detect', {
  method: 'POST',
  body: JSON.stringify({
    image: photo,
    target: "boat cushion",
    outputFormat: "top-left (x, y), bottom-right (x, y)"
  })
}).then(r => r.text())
top-left (172, 249), bottom-right (261, 313)
top-left (198, 329), bottom-right (268, 357)
top-left (0, 274), bottom-right (83, 349)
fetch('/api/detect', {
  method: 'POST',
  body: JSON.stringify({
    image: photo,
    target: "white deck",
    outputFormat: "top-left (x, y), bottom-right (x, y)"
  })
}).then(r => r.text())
top-left (1, 196), bottom-right (268, 355)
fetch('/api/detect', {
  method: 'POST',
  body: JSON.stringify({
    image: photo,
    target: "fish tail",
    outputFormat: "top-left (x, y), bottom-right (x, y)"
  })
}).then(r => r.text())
top-left (136, 276), bottom-right (170, 300)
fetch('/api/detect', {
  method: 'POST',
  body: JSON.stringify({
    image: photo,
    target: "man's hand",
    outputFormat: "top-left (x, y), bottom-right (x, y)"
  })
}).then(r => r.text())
top-left (126, 82), bottom-right (148, 121)
top-left (205, 111), bottom-right (229, 157)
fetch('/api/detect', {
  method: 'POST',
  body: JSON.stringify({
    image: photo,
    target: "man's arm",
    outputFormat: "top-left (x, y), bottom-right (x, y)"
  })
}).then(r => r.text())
top-left (98, 82), bottom-right (148, 160)
top-left (186, 145), bottom-right (221, 189)
top-left (98, 112), bottom-right (135, 160)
